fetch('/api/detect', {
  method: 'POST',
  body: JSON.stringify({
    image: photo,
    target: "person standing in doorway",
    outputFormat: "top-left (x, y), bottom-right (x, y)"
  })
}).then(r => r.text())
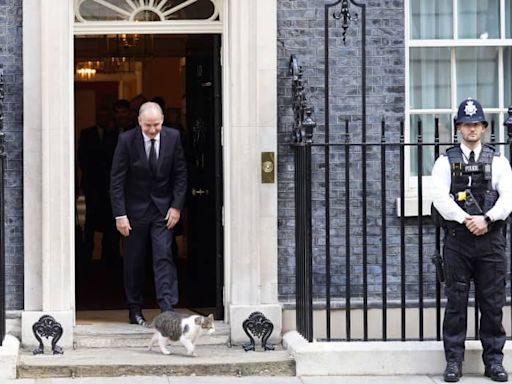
top-left (110, 101), bottom-right (187, 325)
top-left (113, 99), bottom-right (134, 133)
top-left (432, 98), bottom-right (512, 382)
top-left (78, 105), bottom-right (119, 265)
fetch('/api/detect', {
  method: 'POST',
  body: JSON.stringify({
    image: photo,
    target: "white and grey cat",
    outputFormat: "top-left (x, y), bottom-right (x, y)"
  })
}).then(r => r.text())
top-left (147, 311), bottom-right (215, 356)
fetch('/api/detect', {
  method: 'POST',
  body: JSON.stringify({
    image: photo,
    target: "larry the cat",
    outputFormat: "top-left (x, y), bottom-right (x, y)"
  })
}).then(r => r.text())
top-left (147, 311), bottom-right (215, 356)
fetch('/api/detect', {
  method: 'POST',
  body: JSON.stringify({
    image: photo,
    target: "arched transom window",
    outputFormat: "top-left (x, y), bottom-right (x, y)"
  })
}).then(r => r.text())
top-left (75, 0), bottom-right (220, 22)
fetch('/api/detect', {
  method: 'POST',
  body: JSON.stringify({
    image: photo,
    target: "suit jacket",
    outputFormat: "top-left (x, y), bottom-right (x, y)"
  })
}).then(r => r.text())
top-left (110, 126), bottom-right (187, 220)
top-left (78, 125), bottom-right (119, 194)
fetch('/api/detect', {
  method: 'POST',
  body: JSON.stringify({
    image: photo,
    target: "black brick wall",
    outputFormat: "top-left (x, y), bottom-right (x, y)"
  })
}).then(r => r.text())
top-left (0, 0), bottom-right (23, 310)
top-left (277, 0), bottom-right (423, 303)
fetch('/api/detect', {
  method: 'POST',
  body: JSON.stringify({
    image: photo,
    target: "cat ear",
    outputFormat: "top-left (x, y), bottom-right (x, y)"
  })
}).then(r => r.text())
top-left (207, 314), bottom-right (214, 321)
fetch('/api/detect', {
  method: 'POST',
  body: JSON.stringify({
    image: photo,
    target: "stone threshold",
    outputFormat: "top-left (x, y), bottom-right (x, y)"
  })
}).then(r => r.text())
top-left (74, 320), bottom-right (230, 348)
top-left (17, 344), bottom-right (295, 378)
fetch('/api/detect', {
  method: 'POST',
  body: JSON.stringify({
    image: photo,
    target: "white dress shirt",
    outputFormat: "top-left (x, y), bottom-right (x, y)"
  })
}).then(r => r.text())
top-left (431, 142), bottom-right (512, 223)
top-left (142, 131), bottom-right (160, 159)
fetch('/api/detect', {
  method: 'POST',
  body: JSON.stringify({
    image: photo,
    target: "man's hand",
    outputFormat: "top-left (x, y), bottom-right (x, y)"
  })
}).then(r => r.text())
top-left (165, 207), bottom-right (181, 229)
top-left (116, 216), bottom-right (132, 237)
top-left (464, 215), bottom-right (488, 236)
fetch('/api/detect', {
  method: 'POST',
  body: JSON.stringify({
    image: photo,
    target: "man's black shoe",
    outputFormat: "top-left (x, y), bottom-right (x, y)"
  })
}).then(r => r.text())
top-left (443, 361), bottom-right (462, 382)
top-left (485, 364), bottom-right (508, 382)
top-left (129, 311), bottom-right (146, 326)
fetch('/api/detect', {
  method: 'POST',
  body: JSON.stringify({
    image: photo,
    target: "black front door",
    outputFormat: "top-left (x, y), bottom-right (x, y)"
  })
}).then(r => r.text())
top-left (184, 35), bottom-right (223, 319)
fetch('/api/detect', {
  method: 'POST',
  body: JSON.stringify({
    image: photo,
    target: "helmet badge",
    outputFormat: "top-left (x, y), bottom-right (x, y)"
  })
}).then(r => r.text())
top-left (464, 100), bottom-right (478, 117)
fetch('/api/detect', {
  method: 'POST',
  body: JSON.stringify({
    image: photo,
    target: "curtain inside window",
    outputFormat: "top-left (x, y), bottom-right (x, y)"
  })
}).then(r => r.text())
top-left (410, 48), bottom-right (451, 109)
top-left (410, 114), bottom-right (452, 176)
top-left (456, 47), bottom-right (499, 107)
top-left (457, 0), bottom-right (499, 39)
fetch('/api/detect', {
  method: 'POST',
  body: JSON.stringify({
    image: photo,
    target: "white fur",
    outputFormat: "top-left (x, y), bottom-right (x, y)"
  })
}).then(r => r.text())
top-left (148, 314), bottom-right (215, 356)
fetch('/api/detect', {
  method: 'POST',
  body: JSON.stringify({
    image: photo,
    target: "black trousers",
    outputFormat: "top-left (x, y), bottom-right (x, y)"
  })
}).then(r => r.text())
top-left (442, 227), bottom-right (506, 366)
top-left (123, 202), bottom-right (178, 312)
top-left (83, 189), bottom-right (119, 261)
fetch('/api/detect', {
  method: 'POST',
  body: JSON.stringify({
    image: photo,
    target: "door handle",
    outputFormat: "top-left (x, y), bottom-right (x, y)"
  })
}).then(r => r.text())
top-left (192, 188), bottom-right (209, 197)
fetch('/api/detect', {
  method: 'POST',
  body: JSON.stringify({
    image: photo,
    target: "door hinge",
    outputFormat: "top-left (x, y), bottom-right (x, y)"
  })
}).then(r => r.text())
top-left (221, 125), bottom-right (224, 147)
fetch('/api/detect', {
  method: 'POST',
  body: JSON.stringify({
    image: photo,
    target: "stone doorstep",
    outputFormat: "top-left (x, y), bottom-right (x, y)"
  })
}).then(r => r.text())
top-left (283, 330), bottom-right (512, 377)
top-left (73, 321), bottom-right (230, 348)
top-left (17, 344), bottom-right (295, 378)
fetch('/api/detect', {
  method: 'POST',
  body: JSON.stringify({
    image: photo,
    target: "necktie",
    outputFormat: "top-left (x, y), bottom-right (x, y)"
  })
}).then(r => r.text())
top-left (469, 150), bottom-right (475, 163)
top-left (149, 139), bottom-right (157, 175)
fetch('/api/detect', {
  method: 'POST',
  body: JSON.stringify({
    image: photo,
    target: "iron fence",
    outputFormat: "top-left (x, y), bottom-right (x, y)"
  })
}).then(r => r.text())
top-left (291, 108), bottom-right (512, 342)
top-left (0, 68), bottom-right (5, 346)
top-left (289, 0), bottom-right (512, 343)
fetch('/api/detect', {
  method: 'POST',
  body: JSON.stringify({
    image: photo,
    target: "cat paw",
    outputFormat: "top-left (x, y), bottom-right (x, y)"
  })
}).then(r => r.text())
top-left (162, 349), bottom-right (172, 355)
top-left (187, 350), bottom-right (197, 357)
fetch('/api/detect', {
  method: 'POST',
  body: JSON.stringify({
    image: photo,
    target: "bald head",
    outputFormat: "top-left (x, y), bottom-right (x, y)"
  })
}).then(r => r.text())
top-left (138, 102), bottom-right (163, 139)
top-left (139, 101), bottom-right (164, 119)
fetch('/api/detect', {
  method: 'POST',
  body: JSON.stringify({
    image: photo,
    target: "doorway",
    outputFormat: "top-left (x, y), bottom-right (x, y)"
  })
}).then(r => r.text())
top-left (74, 34), bottom-right (224, 319)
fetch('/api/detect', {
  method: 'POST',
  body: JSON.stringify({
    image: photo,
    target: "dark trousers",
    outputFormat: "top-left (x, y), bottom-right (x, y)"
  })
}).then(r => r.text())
top-left (83, 190), bottom-right (119, 262)
top-left (442, 227), bottom-right (506, 366)
top-left (123, 202), bottom-right (178, 312)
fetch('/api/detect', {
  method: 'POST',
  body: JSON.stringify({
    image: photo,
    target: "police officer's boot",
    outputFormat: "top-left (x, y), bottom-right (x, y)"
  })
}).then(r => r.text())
top-left (444, 361), bottom-right (462, 382)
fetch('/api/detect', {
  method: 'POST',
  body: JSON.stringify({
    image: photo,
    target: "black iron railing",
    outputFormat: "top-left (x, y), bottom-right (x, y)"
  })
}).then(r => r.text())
top-left (290, 55), bottom-right (315, 343)
top-left (0, 67), bottom-right (5, 346)
top-left (291, 105), bottom-right (512, 342)
top-left (290, 0), bottom-right (512, 343)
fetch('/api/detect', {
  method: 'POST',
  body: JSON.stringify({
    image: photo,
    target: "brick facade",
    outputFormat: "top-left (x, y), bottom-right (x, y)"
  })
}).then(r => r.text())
top-left (276, 0), bottom-right (428, 303)
top-left (0, 0), bottom-right (441, 311)
top-left (0, 0), bottom-right (23, 310)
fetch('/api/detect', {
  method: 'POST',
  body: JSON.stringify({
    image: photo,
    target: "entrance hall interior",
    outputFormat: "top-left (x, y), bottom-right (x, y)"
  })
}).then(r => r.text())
top-left (73, 33), bottom-right (223, 321)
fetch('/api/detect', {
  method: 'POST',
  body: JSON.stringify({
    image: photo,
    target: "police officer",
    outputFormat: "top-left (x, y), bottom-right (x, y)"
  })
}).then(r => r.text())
top-left (432, 98), bottom-right (512, 382)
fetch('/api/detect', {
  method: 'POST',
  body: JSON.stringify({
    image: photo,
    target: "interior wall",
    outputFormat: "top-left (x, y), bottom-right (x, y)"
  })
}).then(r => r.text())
top-left (142, 57), bottom-right (184, 110)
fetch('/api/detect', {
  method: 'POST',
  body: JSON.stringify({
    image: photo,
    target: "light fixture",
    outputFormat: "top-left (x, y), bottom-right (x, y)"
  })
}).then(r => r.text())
top-left (75, 61), bottom-right (102, 80)
top-left (119, 34), bottom-right (140, 49)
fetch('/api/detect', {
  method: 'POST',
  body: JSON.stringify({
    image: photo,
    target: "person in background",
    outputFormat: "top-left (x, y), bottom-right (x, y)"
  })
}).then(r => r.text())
top-left (78, 105), bottom-right (119, 265)
top-left (113, 99), bottom-right (134, 132)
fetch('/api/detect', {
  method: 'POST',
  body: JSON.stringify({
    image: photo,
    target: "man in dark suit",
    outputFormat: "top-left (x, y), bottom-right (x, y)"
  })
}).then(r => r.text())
top-left (78, 106), bottom-right (119, 264)
top-left (110, 101), bottom-right (187, 324)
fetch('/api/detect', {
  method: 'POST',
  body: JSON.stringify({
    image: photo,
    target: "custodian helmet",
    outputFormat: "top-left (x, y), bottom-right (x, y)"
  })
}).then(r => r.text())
top-left (455, 97), bottom-right (488, 127)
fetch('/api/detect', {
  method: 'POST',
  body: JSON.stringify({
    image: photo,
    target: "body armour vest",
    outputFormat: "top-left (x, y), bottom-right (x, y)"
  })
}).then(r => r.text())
top-left (446, 144), bottom-right (499, 215)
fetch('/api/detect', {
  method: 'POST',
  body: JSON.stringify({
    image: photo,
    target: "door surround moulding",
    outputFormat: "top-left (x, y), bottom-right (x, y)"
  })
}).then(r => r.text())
top-left (22, 0), bottom-right (279, 344)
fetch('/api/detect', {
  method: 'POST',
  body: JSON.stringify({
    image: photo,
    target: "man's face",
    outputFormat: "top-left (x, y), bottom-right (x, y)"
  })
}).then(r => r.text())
top-left (96, 108), bottom-right (111, 129)
top-left (138, 109), bottom-right (163, 139)
top-left (114, 107), bottom-right (131, 129)
top-left (457, 122), bottom-right (486, 145)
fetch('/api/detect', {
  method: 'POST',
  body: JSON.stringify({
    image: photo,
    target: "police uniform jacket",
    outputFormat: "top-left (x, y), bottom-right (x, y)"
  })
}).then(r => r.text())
top-left (432, 142), bottom-right (512, 223)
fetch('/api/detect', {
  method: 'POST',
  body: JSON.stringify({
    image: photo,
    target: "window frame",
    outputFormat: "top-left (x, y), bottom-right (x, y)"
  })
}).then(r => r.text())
top-left (403, 0), bottom-right (512, 215)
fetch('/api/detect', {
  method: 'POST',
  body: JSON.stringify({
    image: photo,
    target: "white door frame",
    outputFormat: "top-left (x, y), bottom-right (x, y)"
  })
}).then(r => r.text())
top-left (21, 0), bottom-right (280, 348)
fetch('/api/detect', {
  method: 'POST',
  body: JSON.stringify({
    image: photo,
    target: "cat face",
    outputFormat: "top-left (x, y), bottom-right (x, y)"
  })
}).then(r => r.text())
top-left (195, 314), bottom-right (215, 334)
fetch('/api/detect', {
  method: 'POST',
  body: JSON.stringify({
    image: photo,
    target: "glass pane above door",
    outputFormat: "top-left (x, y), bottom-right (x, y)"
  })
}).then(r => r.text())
top-left (75, 0), bottom-right (220, 22)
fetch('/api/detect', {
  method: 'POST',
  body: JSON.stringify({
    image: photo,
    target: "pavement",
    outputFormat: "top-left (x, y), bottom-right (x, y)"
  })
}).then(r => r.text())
top-left (0, 375), bottom-right (507, 383)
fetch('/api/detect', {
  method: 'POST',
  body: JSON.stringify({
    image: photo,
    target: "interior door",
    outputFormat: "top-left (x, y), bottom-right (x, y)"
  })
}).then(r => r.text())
top-left (185, 35), bottom-right (223, 318)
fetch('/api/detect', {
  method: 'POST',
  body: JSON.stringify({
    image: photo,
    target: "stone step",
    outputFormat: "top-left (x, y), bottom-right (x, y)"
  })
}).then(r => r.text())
top-left (17, 345), bottom-right (295, 378)
top-left (74, 321), bottom-right (230, 348)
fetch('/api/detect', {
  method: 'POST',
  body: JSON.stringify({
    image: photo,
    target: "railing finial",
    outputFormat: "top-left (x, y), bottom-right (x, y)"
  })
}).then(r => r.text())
top-left (333, 0), bottom-right (359, 45)
top-left (289, 55), bottom-right (316, 144)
